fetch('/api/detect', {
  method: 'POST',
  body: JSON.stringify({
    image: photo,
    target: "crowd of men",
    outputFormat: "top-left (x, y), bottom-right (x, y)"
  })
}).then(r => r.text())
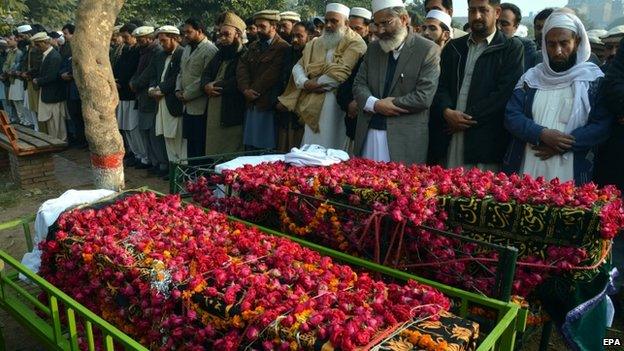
top-left (0, 0), bottom-right (623, 191)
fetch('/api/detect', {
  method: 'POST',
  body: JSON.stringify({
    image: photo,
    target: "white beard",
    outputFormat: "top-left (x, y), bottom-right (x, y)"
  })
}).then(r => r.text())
top-left (321, 26), bottom-right (346, 50)
top-left (379, 26), bottom-right (408, 53)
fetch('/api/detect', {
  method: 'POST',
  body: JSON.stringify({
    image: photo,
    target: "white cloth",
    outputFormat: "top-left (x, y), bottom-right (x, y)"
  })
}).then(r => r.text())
top-left (362, 129), bottom-right (391, 162)
top-left (125, 128), bottom-right (148, 163)
top-left (8, 79), bottom-right (23, 101)
top-left (372, 0), bottom-right (405, 14)
top-left (516, 10), bottom-right (604, 135)
top-left (155, 55), bottom-right (180, 139)
top-left (116, 100), bottom-right (139, 131)
top-left (300, 48), bottom-right (347, 150)
top-left (521, 87), bottom-right (575, 182)
top-left (20, 189), bottom-right (116, 281)
top-left (285, 144), bottom-right (349, 167)
top-left (215, 154), bottom-right (285, 174)
top-left (326, 3), bottom-right (350, 17)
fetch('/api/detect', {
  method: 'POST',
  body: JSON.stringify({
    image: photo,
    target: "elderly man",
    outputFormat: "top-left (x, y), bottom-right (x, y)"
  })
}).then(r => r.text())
top-left (279, 3), bottom-right (366, 150)
top-left (276, 21), bottom-right (316, 152)
top-left (237, 10), bottom-right (290, 150)
top-left (176, 18), bottom-right (218, 160)
top-left (503, 10), bottom-right (611, 185)
top-left (498, 3), bottom-right (538, 72)
top-left (352, 0), bottom-right (440, 163)
top-left (200, 12), bottom-right (247, 155)
top-left (148, 26), bottom-right (185, 174)
top-left (421, 10), bottom-right (452, 47)
top-left (429, 0), bottom-right (523, 170)
top-left (424, 0), bottom-right (467, 39)
top-left (131, 26), bottom-right (167, 174)
top-left (114, 23), bottom-right (144, 167)
top-left (31, 32), bottom-right (67, 141)
top-left (349, 7), bottom-right (372, 42)
top-left (279, 11), bottom-right (301, 44)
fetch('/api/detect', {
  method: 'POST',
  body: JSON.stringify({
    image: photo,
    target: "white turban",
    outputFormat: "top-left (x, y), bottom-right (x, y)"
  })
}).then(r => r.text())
top-left (516, 10), bottom-right (604, 135)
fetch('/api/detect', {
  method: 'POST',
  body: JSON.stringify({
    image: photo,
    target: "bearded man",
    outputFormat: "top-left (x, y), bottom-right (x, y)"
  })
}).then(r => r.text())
top-left (279, 3), bottom-right (367, 150)
top-left (421, 10), bottom-right (452, 47)
top-left (503, 10), bottom-right (612, 185)
top-left (352, 0), bottom-right (440, 163)
top-left (200, 12), bottom-right (248, 155)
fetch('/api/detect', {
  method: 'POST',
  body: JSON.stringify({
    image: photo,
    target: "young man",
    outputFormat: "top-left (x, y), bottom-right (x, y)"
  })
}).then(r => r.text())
top-left (424, 0), bottom-right (467, 38)
top-left (498, 3), bottom-right (538, 71)
top-left (279, 11), bottom-right (301, 44)
top-left (349, 7), bottom-right (372, 42)
top-left (421, 9), bottom-right (452, 47)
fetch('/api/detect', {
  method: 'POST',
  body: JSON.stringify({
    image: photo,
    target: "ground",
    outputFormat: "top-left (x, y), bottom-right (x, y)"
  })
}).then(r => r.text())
top-left (0, 147), bottom-right (622, 350)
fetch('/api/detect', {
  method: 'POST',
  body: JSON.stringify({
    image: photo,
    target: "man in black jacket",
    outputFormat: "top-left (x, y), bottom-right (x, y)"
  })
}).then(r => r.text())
top-left (148, 26), bottom-right (185, 176)
top-left (130, 26), bottom-right (166, 174)
top-left (201, 12), bottom-right (248, 155)
top-left (31, 32), bottom-right (67, 141)
top-left (428, 0), bottom-right (523, 169)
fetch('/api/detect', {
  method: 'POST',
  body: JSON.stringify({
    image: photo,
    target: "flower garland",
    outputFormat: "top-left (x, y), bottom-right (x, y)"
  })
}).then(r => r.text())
top-left (39, 192), bottom-right (453, 351)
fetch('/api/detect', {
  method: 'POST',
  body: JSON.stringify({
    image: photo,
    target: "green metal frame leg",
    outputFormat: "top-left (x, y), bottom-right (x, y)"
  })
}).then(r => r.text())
top-left (539, 321), bottom-right (554, 351)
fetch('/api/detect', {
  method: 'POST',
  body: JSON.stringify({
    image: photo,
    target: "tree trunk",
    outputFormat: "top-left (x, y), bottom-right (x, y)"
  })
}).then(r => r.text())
top-left (72, 0), bottom-right (126, 190)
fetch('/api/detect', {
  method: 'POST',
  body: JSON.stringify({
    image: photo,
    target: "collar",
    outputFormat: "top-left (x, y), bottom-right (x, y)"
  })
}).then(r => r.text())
top-left (43, 46), bottom-right (53, 57)
top-left (468, 29), bottom-right (497, 46)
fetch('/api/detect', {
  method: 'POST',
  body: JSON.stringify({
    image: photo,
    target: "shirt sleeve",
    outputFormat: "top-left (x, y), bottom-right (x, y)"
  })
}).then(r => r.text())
top-left (317, 74), bottom-right (339, 91)
top-left (364, 96), bottom-right (378, 113)
top-left (293, 63), bottom-right (308, 89)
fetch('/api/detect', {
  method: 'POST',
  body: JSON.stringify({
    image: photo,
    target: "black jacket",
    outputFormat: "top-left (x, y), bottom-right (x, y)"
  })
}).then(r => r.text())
top-left (113, 45), bottom-right (140, 101)
top-left (150, 46), bottom-right (184, 117)
top-left (429, 30), bottom-right (524, 165)
top-left (337, 56), bottom-right (363, 139)
top-left (36, 48), bottom-right (66, 103)
top-left (131, 42), bottom-right (161, 113)
top-left (200, 45), bottom-right (247, 127)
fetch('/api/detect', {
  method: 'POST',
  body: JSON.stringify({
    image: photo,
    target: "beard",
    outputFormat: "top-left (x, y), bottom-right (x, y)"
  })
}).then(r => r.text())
top-left (321, 26), bottom-right (346, 50)
top-left (218, 40), bottom-right (240, 58)
top-left (549, 52), bottom-right (577, 72)
top-left (257, 31), bottom-right (271, 41)
top-left (247, 33), bottom-right (258, 42)
top-left (378, 25), bottom-right (408, 53)
top-left (470, 20), bottom-right (490, 37)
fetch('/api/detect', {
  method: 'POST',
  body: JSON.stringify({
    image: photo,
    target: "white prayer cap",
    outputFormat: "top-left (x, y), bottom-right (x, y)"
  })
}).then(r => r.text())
top-left (113, 24), bottom-right (123, 34)
top-left (601, 25), bottom-right (624, 42)
top-left (546, 11), bottom-right (578, 34)
top-left (326, 3), bottom-right (350, 18)
top-left (30, 32), bottom-right (50, 42)
top-left (132, 26), bottom-right (155, 37)
top-left (280, 11), bottom-right (301, 22)
top-left (372, 0), bottom-right (405, 15)
top-left (16, 25), bottom-right (32, 33)
top-left (0, 40), bottom-right (7, 46)
top-left (587, 29), bottom-right (608, 38)
top-left (157, 25), bottom-right (180, 35)
top-left (425, 10), bottom-right (451, 30)
top-left (588, 35), bottom-right (604, 45)
top-left (515, 24), bottom-right (528, 38)
top-left (350, 7), bottom-right (372, 20)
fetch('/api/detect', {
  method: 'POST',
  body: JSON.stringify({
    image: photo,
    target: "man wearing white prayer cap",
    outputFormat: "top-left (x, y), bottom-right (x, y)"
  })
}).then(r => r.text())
top-left (351, 0), bottom-right (440, 163)
top-left (349, 7), bottom-right (373, 41)
top-left (424, 0), bottom-right (467, 39)
top-left (504, 9), bottom-right (612, 187)
top-left (421, 9), bottom-right (451, 47)
top-left (278, 3), bottom-right (366, 150)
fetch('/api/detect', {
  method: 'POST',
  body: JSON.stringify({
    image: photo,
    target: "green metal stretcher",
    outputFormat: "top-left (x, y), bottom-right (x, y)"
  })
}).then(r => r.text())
top-left (0, 194), bottom-right (524, 351)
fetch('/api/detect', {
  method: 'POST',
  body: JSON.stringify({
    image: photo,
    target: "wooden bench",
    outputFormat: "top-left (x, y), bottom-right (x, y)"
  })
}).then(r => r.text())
top-left (0, 110), bottom-right (67, 189)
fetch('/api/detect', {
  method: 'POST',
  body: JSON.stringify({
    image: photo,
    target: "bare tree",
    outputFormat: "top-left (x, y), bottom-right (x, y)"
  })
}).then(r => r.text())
top-left (72, 0), bottom-right (126, 190)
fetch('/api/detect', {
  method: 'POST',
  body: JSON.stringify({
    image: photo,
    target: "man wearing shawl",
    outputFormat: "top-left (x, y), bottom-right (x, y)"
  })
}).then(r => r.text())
top-left (278, 3), bottom-right (367, 150)
top-left (503, 10), bottom-right (613, 185)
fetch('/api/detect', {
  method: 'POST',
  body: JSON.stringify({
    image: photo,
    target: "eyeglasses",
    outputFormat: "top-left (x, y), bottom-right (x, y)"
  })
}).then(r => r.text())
top-left (374, 17), bottom-right (398, 29)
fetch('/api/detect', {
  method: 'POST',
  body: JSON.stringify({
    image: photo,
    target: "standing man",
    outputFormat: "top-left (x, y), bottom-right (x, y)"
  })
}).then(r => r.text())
top-left (600, 26), bottom-right (624, 71)
top-left (245, 18), bottom-right (259, 45)
top-left (201, 12), bottom-right (247, 155)
top-left (498, 3), bottom-right (538, 71)
top-left (114, 23), bottom-right (143, 167)
top-left (533, 8), bottom-right (554, 49)
top-left (2, 35), bottom-right (21, 123)
top-left (349, 7), bottom-right (372, 41)
top-left (279, 3), bottom-right (366, 150)
top-left (503, 10), bottom-right (611, 184)
top-left (421, 10), bottom-right (452, 47)
top-left (279, 11), bottom-right (301, 44)
top-left (149, 26), bottom-right (185, 172)
top-left (110, 25), bottom-right (125, 66)
top-left (60, 23), bottom-right (74, 59)
top-left (31, 32), bottom-right (67, 141)
top-left (237, 10), bottom-right (290, 151)
top-left (60, 42), bottom-right (86, 148)
top-left (19, 26), bottom-right (42, 130)
top-left (424, 0), bottom-right (467, 39)
top-left (176, 18), bottom-right (219, 160)
top-left (352, 0), bottom-right (440, 163)
top-left (429, 0), bottom-right (523, 170)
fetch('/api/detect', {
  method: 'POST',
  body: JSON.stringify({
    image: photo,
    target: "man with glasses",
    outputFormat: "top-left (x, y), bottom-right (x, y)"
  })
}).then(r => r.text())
top-left (352, 0), bottom-right (440, 163)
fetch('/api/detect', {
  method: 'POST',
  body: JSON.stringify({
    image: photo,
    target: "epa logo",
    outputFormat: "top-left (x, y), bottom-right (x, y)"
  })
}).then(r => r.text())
top-left (603, 338), bottom-right (621, 346)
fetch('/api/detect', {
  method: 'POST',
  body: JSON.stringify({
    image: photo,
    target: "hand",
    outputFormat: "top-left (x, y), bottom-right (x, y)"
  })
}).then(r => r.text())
top-left (539, 129), bottom-right (575, 153)
top-left (116, 83), bottom-right (121, 90)
top-left (129, 82), bottom-right (136, 93)
top-left (532, 145), bottom-right (560, 160)
top-left (204, 82), bottom-right (222, 97)
top-left (61, 72), bottom-right (73, 81)
top-left (148, 88), bottom-right (164, 99)
top-left (347, 100), bottom-right (358, 119)
top-left (618, 116), bottom-right (624, 125)
top-left (373, 97), bottom-right (409, 117)
top-left (443, 109), bottom-right (477, 133)
top-left (32, 78), bottom-right (38, 86)
top-left (276, 102), bottom-right (288, 112)
top-left (243, 89), bottom-right (260, 102)
top-left (303, 79), bottom-right (324, 93)
top-left (175, 90), bottom-right (187, 103)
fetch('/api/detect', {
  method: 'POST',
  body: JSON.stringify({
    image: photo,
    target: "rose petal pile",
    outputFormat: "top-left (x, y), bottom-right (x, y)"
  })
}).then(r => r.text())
top-left (39, 192), bottom-right (452, 351)
top-left (187, 159), bottom-right (624, 298)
